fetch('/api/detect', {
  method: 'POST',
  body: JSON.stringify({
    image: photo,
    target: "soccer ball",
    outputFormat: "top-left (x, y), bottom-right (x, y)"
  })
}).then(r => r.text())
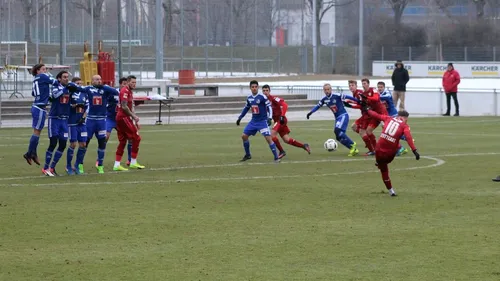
top-left (324, 139), bottom-right (338, 152)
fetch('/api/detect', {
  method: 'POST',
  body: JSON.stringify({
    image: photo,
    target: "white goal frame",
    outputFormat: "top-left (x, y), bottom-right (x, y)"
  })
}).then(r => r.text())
top-left (0, 41), bottom-right (28, 66)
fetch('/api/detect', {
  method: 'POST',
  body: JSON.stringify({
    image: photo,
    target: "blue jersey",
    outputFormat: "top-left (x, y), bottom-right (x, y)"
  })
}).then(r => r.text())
top-left (82, 85), bottom-right (119, 121)
top-left (48, 85), bottom-right (71, 119)
top-left (68, 90), bottom-right (89, 126)
top-left (32, 73), bottom-right (59, 106)
top-left (380, 89), bottom-right (398, 116)
top-left (238, 92), bottom-right (272, 122)
top-left (310, 92), bottom-right (358, 118)
top-left (106, 89), bottom-right (120, 119)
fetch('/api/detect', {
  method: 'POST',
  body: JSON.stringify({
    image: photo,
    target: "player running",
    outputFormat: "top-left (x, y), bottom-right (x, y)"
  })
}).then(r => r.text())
top-left (114, 75), bottom-right (144, 171)
top-left (358, 78), bottom-right (388, 156)
top-left (261, 84), bottom-right (310, 159)
top-left (236, 80), bottom-right (279, 162)
top-left (74, 75), bottom-right (119, 174)
top-left (24, 63), bottom-right (60, 166)
top-left (307, 83), bottom-right (360, 156)
top-left (363, 106), bottom-right (420, 196)
top-left (42, 71), bottom-right (71, 176)
top-left (377, 81), bottom-right (408, 156)
top-left (66, 77), bottom-right (89, 175)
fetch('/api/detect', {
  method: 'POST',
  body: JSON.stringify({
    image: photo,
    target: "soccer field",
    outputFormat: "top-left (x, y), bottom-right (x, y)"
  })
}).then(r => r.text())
top-left (1, 117), bottom-right (499, 281)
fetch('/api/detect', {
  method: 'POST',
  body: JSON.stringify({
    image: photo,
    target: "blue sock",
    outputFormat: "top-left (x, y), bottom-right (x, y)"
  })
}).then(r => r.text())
top-left (28, 134), bottom-right (40, 155)
top-left (243, 140), bottom-right (250, 156)
top-left (269, 143), bottom-right (279, 160)
top-left (400, 135), bottom-right (407, 141)
top-left (50, 150), bottom-right (63, 169)
top-left (76, 147), bottom-right (87, 166)
top-left (97, 148), bottom-right (105, 166)
top-left (127, 141), bottom-right (132, 162)
top-left (66, 147), bottom-right (75, 168)
top-left (44, 150), bottom-right (53, 170)
top-left (339, 135), bottom-right (354, 149)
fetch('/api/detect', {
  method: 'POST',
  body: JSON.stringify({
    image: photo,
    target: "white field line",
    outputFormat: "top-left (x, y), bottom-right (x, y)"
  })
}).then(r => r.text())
top-left (0, 152), bottom-right (498, 184)
top-left (2, 151), bottom-right (500, 187)
top-left (1, 156), bottom-right (445, 187)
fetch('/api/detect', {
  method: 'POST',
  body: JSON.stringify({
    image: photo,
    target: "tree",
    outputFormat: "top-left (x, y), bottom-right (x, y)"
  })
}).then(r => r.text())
top-left (71, 0), bottom-right (106, 43)
top-left (384, 0), bottom-right (412, 38)
top-left (223, 0), bottom-right (255, 45)
top-left (305, 0), bottom-right (356, 46)
top-left (473, 0), bottom-right (487, 19)
top-left (18, 0), bottom-right (54, 43)
top-left (259, 0), bottom-right (281, 46)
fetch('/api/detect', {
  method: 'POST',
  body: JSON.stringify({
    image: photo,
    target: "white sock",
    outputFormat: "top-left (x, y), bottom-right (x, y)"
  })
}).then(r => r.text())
top-left (131, 158), bottom-right (137, 165)
top-left (114, 161), bottom-right (121, 168)
top-left (389, 188), bottom-right (396, 195)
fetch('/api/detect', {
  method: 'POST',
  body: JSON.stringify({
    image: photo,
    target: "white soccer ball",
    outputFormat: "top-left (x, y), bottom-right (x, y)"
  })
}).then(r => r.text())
top-left (324, 139), bottom-right (338, 152)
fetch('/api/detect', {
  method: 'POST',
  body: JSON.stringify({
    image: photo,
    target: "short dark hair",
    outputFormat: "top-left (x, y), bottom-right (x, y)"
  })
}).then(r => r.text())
top-left (127, 75), bottom-right (136, 81)
top-left (262, 84), bottom-right (270, 90)
top-left (377, 81), bottom-right (385, 87)
top-left (361, 78), bottom-right (370, 84)
top-left (119, 77), bottom-right (128, 84)
top-left (348, 80), bottom-right (357, 85)
top-left (249, 80), bottom-right (259, 87)
top-left (31, 63), bottom-right (45, 77)
top-left (398, 110), bottom-right (409, 117)
top-left (71, 77), bottom-right (81, 83)
top-left (56, 70), bottom-right (69, 80)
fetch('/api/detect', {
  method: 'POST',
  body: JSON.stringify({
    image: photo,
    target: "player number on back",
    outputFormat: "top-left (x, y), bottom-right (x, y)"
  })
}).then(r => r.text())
top-left (32, 81), bottom-right (40, 97)
top-left (251, 105), bottom-right (259, 114)
top-left (384, 120), bottom-right (400, 137)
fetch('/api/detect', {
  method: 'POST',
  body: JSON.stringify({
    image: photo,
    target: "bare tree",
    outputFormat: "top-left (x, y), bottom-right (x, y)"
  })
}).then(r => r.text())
top-left (71, 0), bottom-right (106, 42)
top-left (259, 0), bottom-right (281, 46)
top-left (473, 0), bottom-right (486, 19)
top-left (223, 0), bottom-right (255, 45)
top-left (18, 0), bottom-right (55, 43)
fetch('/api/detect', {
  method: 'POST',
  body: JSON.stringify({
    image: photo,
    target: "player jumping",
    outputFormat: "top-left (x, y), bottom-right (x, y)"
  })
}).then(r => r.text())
top-left (236, 80), bottom-right (279, 162)
top-left (114, 75), bottom-right (144, 171)
top-left (261, 84), bottom-right (310, 159)
top-left (307, 83), bottom-right (360, 156)
top-left (42, 71), bottom-right (71, 176)
top-left (363, 105), bottom-right (420, 196)
top-left (24, 64), bottom-right (60, 166)
top-left (66, 77), bottom-right (89, 175)
top-left (377, 81), bottom-right (408, 156)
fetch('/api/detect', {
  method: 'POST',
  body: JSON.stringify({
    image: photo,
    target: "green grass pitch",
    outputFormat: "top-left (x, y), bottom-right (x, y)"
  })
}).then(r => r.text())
top-left (1, 117), bottom-right (500, 281)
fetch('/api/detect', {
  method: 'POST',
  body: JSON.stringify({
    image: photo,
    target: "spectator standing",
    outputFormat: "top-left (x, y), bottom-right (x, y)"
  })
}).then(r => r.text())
top-left (442, 63), bottom-right (461, 116)
top-left (391, 60), bottom-right (410, 111)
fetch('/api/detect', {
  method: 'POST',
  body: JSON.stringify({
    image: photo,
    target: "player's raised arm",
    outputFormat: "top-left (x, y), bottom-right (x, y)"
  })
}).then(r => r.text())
top-left (236, 100), bottom-right (251, 125)
top-left (366, 109), bottom-right (385, 121)
top-left (50, 84), bottom-right (68, 100)
top-left (306, 98), bottom-right (324, 119)
top-left (41, 73), bottom-right (60, 87)
top-left (340, 93), bottom-right (360, 103)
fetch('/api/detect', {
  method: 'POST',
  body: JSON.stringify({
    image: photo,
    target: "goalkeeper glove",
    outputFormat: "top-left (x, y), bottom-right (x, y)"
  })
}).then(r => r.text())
top-left (306, 112), bottom-right (312, 119)
top-left (412, 149), bottom-right (420, 160)
top-left (279, 116), bottom-right (285, 125)
top-left (236, 118), bottom-right (241, 126)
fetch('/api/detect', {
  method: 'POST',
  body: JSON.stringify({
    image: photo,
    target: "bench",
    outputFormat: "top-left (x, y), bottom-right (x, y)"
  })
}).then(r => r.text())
top-left (173, 84), bottom-right (219, 96)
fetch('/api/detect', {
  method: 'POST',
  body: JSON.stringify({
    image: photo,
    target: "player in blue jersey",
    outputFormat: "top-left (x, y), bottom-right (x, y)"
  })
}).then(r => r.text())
top-left (306, 83), bottom-right (360, 156)
top-left (24, 64), bottom-right (60, 166)
top-left (236, 80), bottom-right (279, 162)
top-left (66, 77), bottom-right (89, 175)
top-left (41, 71), bottom-right (71, 176)
top-left (377, 81), bottom-right (408, 156)
top-left (72, 74), bottom-right (119, 174)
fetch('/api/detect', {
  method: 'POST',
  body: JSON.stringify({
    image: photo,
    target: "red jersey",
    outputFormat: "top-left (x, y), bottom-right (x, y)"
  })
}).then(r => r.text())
top-left (348, 89), bottom-right (363, 110)
top-left (116, 86), bottom-right (134, 120)
top-left (363, 87), bottom-right (387, 115)
top-left (367, 110), bottom-right (417, 154)
top-left (268, 94), bottom-right (288, 122)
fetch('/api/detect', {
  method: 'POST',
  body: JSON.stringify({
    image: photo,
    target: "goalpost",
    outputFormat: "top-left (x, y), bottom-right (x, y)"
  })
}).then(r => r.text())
top-left (0, 41), bottom-right (28, 66)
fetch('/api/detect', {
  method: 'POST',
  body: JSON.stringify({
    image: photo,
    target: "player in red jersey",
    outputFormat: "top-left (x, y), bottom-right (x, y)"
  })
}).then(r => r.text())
top-left (262, 85), bottom-right (311, 159)
top-left (359, 78), bottom-right (388, 155)
top-left (346, 80), bottom-right (374, 154)
top-left (114, 75), bottom-right (144, 171)
top-left (364, 107), bottom-right (420, 196)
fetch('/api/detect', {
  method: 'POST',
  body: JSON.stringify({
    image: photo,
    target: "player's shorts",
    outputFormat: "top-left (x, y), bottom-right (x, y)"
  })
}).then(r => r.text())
top-left (31, 105), bottom-right (47, 130)
top-left (354, 114), bottom-right (370, 132)
top-left (334, 113), bottom-right (349, 132)
top-left (86, 119), bottom-right (107, 140)
top-left (69, 124), bottom-right (88, 143)
top-left (106, 117), bottom-right (117, 133)
top-left (272, 117), bottom-right (290, 137)
top-left (47, 118), bottom-right (69, 140)
top-left (243, 120), bottom-right (271, 137)
top-left (367, 117), bottom-right (381, 130)
top-left (116, 117), bottom-right (139, 142)
top-left (375, 150), bottom-right (396, 166)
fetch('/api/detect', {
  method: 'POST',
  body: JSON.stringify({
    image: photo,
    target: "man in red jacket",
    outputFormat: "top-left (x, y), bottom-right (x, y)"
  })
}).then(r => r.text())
top-left (442, 63), bottom-right (461, 116)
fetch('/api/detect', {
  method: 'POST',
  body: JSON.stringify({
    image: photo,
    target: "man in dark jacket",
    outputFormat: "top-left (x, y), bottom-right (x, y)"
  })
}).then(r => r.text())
top-left (391, 60), bottom-right (410, 111)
